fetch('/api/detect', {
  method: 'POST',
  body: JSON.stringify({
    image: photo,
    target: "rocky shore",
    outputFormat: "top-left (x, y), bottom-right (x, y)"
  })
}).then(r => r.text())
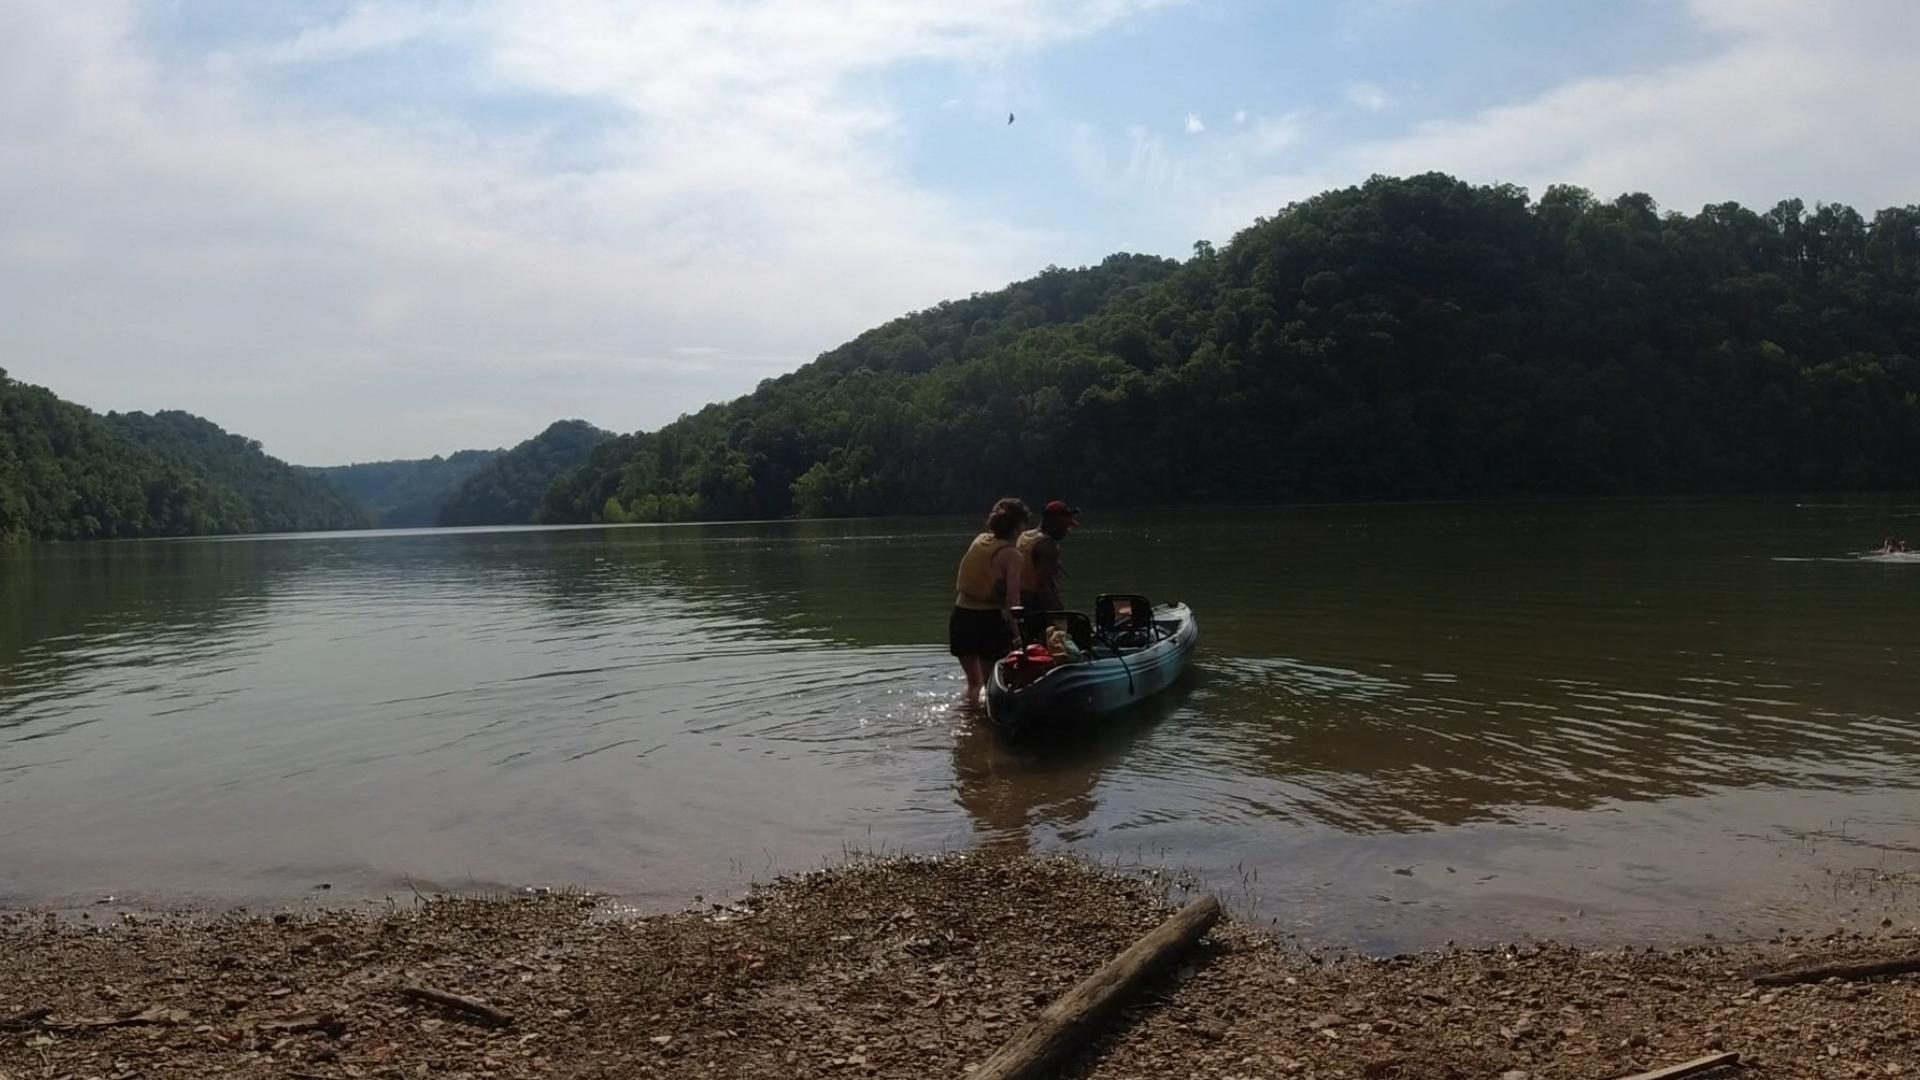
top-left (4, 854), bottom-right (1918, 1079)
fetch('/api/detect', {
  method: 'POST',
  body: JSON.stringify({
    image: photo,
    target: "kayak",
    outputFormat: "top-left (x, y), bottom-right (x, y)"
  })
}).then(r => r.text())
top-left (985, 596), bottom-right (1198, 739)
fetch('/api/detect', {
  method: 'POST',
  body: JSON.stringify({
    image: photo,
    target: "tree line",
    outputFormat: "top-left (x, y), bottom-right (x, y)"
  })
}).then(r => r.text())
top-left (11, 173), bottom-right (1919, 543)
top-left (537, 174), bottom-right (1920, 523)
top-left (1, 372), bottom-right (366, 543)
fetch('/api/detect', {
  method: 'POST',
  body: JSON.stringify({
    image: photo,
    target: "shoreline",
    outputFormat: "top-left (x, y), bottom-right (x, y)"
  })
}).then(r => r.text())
top-left (6, 854), bottom-right (1919, 1079)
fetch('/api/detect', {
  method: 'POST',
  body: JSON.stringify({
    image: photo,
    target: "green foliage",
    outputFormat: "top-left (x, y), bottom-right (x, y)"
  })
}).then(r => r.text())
top-left (104, 411), bottom-right (367, 533)
top-left (537, 253), bottom-right (1181, 523)
top-left (437, 420), bottom-right (611, 526)
top-left (0, 370), bottom-right (323, 543)
top-left (543, 176), bottom-right (1920, 520)
top-left (307, 450), bottom-right (501, 528)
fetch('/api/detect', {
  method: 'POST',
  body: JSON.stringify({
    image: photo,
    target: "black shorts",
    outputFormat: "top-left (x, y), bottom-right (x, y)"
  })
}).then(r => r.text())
top-left (949, 607), bottom-right (1013, 660)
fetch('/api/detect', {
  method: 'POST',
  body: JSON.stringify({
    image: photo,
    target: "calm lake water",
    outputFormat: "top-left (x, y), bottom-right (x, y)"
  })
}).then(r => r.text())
top-left (4, 500), bottom-right (1919, 950)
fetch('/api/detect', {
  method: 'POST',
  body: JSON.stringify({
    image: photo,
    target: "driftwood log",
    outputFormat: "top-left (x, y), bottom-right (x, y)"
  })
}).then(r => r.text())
top-left (1752, 954), bottom-right (1920, 987)
top-left (970, 893), bottom-right (1222, 1080)
top-left (1612, 1052), bottom-right (1741, 1080)
top-left (396, 984), bottom-right (512, 1027)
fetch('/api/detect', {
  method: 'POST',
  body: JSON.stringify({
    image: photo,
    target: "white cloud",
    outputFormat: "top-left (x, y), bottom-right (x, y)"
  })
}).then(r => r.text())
top-left (1169, 0), bottom-right (1920, 244)
top-left (1184, 112), bottom-right (1205, 134)
top-left (5, 0), bottom-right (1914, 465)
top-left (0, 0), bottom-right (1168, 461)
top-left (1342, 80), bottom-right (1392, 111)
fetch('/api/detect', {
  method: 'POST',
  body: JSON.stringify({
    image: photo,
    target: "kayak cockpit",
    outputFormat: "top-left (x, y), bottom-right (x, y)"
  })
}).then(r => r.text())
top-left (985, 595), bottom-right (1198, 738)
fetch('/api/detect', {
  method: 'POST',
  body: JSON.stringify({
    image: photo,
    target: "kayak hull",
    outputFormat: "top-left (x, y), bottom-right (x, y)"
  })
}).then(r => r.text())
top-left (985, 603), bottom-right (1197, 738)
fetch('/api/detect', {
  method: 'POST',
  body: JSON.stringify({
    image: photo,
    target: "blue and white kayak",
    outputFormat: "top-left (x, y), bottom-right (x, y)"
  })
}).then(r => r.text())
top-left (986, 601), bottom-right (1198, 738)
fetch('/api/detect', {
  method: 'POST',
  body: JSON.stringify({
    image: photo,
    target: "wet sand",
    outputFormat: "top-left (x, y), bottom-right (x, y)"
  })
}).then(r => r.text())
top-left (5, 854), bottom-right (1920, 1079)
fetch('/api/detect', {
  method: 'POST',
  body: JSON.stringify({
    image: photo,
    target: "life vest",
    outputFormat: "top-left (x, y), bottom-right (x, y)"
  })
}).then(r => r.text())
top-left (1016, 528), bottom-right (1043, 568)
top-left (1016, 529), bottom-right (1060, 603)
top-left (954, 532), bottom-right (1013, 610)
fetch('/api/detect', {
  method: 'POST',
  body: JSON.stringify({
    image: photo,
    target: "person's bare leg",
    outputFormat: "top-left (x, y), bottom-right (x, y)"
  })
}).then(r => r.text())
top-left (959, 656), bottom-right (985, 705)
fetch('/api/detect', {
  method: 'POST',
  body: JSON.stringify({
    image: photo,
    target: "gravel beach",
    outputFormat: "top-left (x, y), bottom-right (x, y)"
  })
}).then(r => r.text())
top-left (5, 854), bottom-right (1918, 1079)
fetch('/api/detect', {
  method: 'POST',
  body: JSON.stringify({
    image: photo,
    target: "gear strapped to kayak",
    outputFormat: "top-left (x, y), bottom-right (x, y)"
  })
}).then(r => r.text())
top-left (985, 594), bottom-right (1198, 739)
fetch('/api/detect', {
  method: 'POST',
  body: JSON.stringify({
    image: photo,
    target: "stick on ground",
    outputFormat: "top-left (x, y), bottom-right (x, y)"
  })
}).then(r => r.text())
top-left (1613, 1052), bottom-right (1741, 1080)
top-left (0, 1006), bottom-right (52, 1030)
top-left (396, 985), bottom-right (512, 1027)
top-left (1752, 954), bottom-right (1920, 986)
top-left (970, 893), bottom-right (1222, 1080)
top-left (46, 1005), bottom-right (189, 1030)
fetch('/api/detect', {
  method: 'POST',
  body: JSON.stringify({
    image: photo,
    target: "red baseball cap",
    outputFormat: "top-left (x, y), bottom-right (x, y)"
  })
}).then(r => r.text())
top-left (1043, 500), bottom-right (1081, 524)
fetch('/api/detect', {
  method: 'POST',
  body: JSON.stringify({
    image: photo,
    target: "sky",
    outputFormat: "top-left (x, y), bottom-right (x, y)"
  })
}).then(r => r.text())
top-left (3, 0), bottom-right (1917, 465)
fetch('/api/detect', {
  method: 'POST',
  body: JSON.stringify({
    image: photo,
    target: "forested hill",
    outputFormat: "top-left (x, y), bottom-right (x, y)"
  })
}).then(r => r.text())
top-left (541, 174), bottom-right (1920, 524)
top-left (307, 451), bottom-right (501, 529)
top-left (105, 411), bottom-right (366, 533)
top-left (540, 252), bottom-right (1183, 523)
top-left (438, 420), bottom-right (610, 527)
top-left (0, 371), bottom-right (366, 543)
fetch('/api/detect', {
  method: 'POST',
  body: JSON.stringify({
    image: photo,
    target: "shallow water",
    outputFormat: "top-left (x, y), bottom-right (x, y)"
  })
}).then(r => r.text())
top-left (3, 500), bottom-right (1918, 950)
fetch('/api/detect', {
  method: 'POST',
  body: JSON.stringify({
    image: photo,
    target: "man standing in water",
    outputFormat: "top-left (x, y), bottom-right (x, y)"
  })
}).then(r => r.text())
top-left (1019, 500), bottom-right (1079, 612)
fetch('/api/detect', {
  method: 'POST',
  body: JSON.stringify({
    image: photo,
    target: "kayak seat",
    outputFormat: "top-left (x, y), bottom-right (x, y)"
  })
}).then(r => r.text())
top-left (1096, 594), bottom-right (1161, 649)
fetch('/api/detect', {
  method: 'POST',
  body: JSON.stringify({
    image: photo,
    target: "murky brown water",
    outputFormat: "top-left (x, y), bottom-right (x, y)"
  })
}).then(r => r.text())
top-left (3, 500), bottom-right (1918, 950)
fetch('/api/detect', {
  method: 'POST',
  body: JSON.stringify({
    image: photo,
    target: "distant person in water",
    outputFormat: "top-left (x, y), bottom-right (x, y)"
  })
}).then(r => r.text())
top-left (950, 497), bottom-right (1030, 705)
top-left (1018, 500), bottom-right (1080, 612)
top-left (1883, 537), bottom-right (1909, 554)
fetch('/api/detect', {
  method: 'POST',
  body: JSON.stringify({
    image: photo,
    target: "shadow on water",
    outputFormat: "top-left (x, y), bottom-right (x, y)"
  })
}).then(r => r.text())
top-left (950, 679), bottom-right (1200, 853)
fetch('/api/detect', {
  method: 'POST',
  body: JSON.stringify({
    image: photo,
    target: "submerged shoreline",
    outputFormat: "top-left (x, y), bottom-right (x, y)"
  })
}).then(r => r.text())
top-left (6, 854), bottom-right (1919, 1079)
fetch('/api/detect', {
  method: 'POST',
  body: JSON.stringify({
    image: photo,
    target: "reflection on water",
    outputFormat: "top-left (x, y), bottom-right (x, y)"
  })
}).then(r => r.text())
top-left (2, 500), bottom-right (1919, 949)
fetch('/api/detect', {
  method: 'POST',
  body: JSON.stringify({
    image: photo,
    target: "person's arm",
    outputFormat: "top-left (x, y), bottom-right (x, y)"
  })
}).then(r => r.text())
top-left (999, 546), bottom-right (1023, 622)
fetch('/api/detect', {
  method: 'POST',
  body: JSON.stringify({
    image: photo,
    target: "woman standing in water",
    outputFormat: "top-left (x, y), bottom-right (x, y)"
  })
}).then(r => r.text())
top-left (950, 497), bottom-right (1029, 706)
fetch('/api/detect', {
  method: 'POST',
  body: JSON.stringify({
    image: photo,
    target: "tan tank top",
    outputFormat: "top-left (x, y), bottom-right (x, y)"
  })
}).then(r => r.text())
top-left (954, 533), bottom-right (1012, 610)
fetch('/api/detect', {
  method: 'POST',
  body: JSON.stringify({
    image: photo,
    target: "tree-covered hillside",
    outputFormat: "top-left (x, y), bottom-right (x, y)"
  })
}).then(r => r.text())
top-left (1, 371), bottom-right (364, 543)
top-left (307, 450), bottom-right (501, 528)
top-left (438, 420), bottom-right (610, 526)
top-left (539, 252), bottom-right (1182, 523)
top-left (542, 174), bottom-right (1920, 523)
top-left (106, 411), bottom-right (367, 533)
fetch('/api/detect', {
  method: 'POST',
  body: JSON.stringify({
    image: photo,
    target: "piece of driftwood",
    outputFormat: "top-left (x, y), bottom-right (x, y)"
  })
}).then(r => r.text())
top-left (1612, 1051), bottom-right (1741, 1080)
top-left (396, 985), bottom-right (512, 1028)
top-left (48, 1005), bottom-right (189, 1030)
top-left (1752, 954), bottom-right (1920, 986)
top-left (0, 1006), bottom-right (52, 1030)
top-left (970, 893), bottom-right (1222, 1080)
